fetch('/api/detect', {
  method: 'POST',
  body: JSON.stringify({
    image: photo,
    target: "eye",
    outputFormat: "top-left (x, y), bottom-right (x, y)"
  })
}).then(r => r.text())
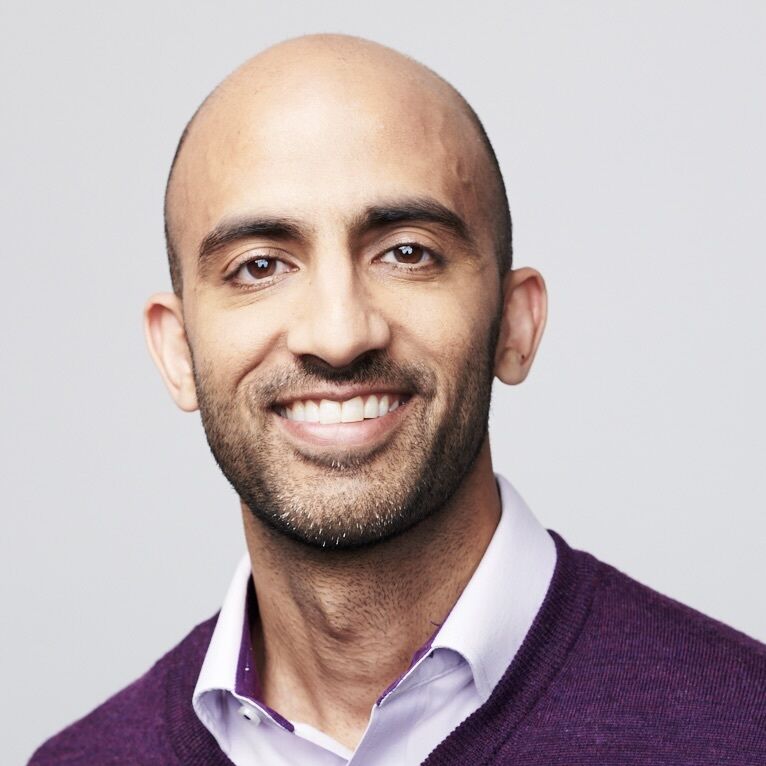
top-left (232, 255), bottom-right (293, 285)
top-left (378, 243), bottom-right (436, 267)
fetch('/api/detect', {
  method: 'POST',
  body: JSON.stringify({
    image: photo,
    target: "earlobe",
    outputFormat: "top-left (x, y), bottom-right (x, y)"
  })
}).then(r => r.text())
top-left (143, 293), bottom-right (199, 412)
top-left (494, 267), bottom-right (548, 385)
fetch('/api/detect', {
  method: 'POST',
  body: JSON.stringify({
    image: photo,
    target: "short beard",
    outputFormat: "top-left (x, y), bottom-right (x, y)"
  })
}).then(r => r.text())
top-left (193, 311), bottom-right (501, 551)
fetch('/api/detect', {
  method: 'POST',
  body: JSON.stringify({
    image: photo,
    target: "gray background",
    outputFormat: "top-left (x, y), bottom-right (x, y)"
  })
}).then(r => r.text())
top-left (3, 1), bottom-right (764, 762)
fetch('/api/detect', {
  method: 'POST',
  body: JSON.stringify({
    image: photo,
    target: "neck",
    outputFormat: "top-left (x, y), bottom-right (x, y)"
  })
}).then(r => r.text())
top-left (241, 439), bottom-right (500, 750)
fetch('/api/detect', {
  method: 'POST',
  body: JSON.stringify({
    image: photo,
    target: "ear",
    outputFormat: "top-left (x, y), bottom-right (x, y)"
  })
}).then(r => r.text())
top-left (143, 292), bottom-right (199, 412)
top-left (494, 267), bottom-right (548, 385)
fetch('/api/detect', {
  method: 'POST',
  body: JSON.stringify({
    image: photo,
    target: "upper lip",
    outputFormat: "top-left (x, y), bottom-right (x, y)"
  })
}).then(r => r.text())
top-left (272, 385), bottom-right (412, 407)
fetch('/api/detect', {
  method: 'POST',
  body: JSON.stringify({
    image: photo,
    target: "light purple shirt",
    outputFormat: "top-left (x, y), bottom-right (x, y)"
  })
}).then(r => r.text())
top-left (193, 475), bottom-right (556, 765)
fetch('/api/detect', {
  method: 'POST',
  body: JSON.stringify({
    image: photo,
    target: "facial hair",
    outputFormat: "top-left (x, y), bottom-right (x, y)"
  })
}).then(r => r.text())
top-left (193, 310), bottom-right (501, 550)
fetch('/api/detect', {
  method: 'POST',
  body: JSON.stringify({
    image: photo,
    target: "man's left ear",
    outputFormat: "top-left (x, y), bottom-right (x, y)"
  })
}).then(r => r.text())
top-left (494, 267), bottom-right (548, 385)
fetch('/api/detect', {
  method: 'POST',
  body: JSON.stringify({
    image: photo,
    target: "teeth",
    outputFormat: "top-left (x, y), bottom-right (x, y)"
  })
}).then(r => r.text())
top-left (341, 396), bottom-right (364, 422)
top-left (363, 395), bottom-right (379, 419)
top-left (281, 394), bottom-right (404, 422)
top-left (304, 400), bottom-right (320, 422)
top-left (319, 399), bottom-right (342, 424)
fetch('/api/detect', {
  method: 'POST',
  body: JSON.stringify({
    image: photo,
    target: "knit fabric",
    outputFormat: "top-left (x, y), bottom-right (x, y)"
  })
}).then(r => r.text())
top-left (29, 532), bottom-right (766, 765)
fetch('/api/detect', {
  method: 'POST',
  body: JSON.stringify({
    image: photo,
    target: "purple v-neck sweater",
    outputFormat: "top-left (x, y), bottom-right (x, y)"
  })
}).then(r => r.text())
top-left (29, 532), bottom-right (766, 765)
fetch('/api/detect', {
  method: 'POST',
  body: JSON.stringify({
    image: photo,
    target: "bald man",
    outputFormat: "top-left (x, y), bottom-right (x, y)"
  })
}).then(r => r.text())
top-left (30, 35), bottom-right (765, 766)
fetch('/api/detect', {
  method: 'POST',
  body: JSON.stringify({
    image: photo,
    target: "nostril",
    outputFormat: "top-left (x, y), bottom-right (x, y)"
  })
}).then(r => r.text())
top-left (285, 307), bottom-right (391, 368)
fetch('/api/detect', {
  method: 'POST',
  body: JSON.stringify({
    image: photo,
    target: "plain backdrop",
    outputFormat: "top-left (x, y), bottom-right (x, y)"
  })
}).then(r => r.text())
top-left (3, 1), bottom-right (764, 762)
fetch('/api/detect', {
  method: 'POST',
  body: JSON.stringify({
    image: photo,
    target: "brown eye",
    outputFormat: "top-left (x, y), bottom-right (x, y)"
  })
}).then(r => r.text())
top-left (379, 243), bottom-right (435, 267)
top-left (395, 244), bottom-right (423, 263)
top-left (230, 255), bottom-right (293, 287)
top-left (245, 257), bottom-right (278, 279)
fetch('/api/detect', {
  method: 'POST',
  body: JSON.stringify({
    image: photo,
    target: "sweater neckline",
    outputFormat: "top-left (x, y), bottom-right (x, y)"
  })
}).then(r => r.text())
top-left (422, 531), bottom-right (602, 764)
top-left (164, 531), bottom-right (601, 766)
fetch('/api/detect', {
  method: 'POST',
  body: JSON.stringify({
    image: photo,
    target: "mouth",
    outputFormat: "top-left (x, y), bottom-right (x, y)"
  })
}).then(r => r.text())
top-left (277, 391), bottom-right (409, 423)
top-left (271, 389), bottom-right (413, 450)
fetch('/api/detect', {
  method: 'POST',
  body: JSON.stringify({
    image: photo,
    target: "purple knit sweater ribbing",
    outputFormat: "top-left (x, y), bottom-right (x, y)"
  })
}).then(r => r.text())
top-left (29, 532), bottom-right (766, 765)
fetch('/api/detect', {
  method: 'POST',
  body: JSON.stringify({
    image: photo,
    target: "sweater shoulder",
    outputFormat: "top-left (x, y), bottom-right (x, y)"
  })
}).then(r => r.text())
top-left (597, 557), bottom-right (766, 682)
top-left (27, 615), bottom-right (218, 766)
top-left (564, 552), bottom-right (766, 730)
top-left (488, 544), bottom-right (766, 763)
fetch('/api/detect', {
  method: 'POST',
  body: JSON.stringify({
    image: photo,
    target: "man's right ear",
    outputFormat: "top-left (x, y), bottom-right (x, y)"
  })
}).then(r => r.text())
top-left (143, 293), bottom-right (199, 412)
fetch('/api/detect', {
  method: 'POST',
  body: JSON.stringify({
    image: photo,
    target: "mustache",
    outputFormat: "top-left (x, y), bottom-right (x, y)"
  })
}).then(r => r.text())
top-left (253, 350), bottom-right (437, 404)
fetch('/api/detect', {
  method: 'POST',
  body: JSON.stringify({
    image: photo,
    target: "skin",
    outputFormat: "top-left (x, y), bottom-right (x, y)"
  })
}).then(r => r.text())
top-left (145, 35), bottom-right (547, 749)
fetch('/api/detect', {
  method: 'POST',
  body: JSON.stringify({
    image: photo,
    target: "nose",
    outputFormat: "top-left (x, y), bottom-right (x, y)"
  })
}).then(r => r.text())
top-left (286, 257), bottom-right (391, 368)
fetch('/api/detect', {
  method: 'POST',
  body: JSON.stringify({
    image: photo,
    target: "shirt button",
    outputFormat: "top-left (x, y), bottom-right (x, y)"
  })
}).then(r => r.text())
top-left (238, 702), bottom-right (262, 725)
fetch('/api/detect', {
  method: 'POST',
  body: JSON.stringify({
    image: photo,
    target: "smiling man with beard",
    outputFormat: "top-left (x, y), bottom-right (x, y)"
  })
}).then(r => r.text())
top-left (30, 34), bottom-right (765, 766)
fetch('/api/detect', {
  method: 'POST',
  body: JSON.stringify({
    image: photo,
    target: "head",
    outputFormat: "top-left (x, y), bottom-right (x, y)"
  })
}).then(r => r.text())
top-left (145, 34), bottom-right (546, 549)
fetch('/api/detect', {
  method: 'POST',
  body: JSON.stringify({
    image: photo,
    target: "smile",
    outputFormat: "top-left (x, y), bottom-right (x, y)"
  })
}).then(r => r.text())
top-left (278, 393), bottom-right (407, 424)
top-left (272, 389), bottom-right (413, 450)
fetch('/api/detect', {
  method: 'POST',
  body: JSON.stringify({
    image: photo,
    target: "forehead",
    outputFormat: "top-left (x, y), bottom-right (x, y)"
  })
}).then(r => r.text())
top-left (169, 66), bottom-right (490, 263)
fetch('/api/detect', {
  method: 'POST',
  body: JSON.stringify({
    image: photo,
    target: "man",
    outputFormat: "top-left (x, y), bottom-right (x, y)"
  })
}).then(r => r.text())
top-left (30, 34), bottom-right (765, 765)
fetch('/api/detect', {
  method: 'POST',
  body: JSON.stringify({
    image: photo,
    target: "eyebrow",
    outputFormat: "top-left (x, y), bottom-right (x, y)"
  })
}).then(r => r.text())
top-left (351, 197), bottom-right (474, 247)
top-left (196, 196), bottom-right (475, 269)
top-left (198, 216), bottom-right (307, 266)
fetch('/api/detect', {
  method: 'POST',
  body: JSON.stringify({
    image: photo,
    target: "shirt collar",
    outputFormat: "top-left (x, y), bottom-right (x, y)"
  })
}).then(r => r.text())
top-left (193, 473), bottom-right (556, 713)
top-left (193, 554), bottom-right (252, 712)
top-left (429, 474), bottom-right (556, 701)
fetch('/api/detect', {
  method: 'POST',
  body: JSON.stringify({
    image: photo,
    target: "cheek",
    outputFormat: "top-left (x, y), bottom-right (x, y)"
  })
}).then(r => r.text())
top-left (186, 299), bottom-right (283, 392)
top-left (386, 279), bottom-right (496, 386)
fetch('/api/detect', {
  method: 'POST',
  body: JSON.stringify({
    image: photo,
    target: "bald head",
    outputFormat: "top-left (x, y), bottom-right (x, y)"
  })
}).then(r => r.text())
top-left (164, 35), bottom-right (512, 295)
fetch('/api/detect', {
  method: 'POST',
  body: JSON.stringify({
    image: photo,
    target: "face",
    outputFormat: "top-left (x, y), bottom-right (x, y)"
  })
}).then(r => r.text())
top-left (162, 62), bottom-right (509, 549)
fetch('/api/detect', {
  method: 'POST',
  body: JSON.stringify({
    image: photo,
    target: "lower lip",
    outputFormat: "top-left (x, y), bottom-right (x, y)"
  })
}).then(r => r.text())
top-left (273, 402), bottom-right (409, 449)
